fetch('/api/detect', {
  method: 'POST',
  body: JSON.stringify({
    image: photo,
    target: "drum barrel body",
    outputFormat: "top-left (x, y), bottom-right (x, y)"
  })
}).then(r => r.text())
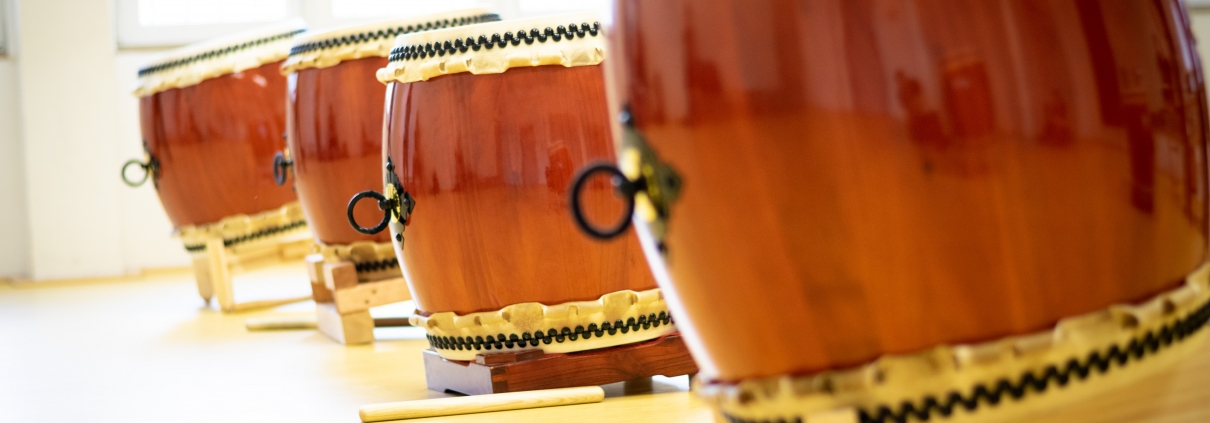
top-left (612, 0), bottom-right (1210, 381)
top-left (287, 57), bottom-right (392, 245)
top-left (384, 65), bottom-right (657, 315)
top-left (139, 60), bottom-right (297, 228)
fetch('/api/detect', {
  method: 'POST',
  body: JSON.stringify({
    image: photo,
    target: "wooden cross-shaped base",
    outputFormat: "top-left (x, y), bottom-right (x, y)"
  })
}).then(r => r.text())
top-left (190, 234), bottom-right (314, 313)
top-left (306, 255), bottom-right (413, 345)
top-left (422, 333), bottom-right (698, 395)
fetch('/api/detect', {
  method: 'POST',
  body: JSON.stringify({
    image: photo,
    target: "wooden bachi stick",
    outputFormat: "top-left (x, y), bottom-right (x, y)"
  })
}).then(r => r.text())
top-left (246, 316), bottom-right (413, 331)
top-left (358, 386), bottom-right (605, 422)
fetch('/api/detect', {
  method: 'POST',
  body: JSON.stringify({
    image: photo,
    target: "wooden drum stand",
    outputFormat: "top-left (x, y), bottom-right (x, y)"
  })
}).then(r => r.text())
top-left (181, 202), bottom-right (314, 313)
top-left (304, 241), bottom-right (412, 344)
top-left (422, 334), bottom-right (698, 395)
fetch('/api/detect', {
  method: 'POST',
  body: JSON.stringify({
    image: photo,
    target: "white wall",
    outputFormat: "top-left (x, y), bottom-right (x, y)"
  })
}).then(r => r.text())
top-left (1194, 11), bottom-right (1210, 69)
top-left (11, 0), bottom-right (186, 281)
top-left (0, 58), bottom-right (29, 279)
top-left (16, 0), bottom-right (125, 280)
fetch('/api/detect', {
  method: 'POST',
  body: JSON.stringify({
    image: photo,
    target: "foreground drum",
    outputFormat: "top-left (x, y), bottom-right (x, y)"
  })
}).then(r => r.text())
top-left (356, 13), bottom-right (674, 361)
top-left (125, 20), bottom-right (311, 309)
top-left (576, 0), bottom-right (1210, 421)
top-left (279, 10), bottom-right (499, 344)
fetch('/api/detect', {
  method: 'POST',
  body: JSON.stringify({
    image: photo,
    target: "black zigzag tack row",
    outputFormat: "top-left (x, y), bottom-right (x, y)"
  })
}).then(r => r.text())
top-left (354, 257), bottom-right (399, 274)
top-left (387, 21), bottom-right (601, 63)
top-left (719, 295), bottom-right (1210, 423)
top-left (182, 220), bottom-right (307, 252)
top-left (288, 13), bottom-right (501, 57)
top-left (426, 311), bottom-right (672, 353)
top-left (138, 29), bottom-right (306, 77)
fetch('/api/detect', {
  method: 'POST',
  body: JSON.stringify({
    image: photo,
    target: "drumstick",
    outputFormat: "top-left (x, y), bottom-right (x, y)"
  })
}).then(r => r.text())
top-left (227, 295), bottom-right (313, 313)
top-left (371, 317), bottom-right (413, 327)
top-left (245, 316), bottom-right (414, 331)
top-left (245, 316), bottom-right (317, 330)
top-left (358, 386), bottom-right (605, 422)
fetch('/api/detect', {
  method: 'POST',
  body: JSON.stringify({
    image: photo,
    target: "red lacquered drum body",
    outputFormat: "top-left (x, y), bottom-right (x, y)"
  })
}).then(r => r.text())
top-left (284, 11), bottom-right (499, 247)
top-left (376, 14), bottom-right (671, 361)
top-left (139, 62), bottom-right (297, 227)
top-left (130, 23), bottom-right (302, 229)
top-left (611, 0), bottom-right (1209, 385)
top-left (385, 63), bottom-right (659, 314)
top-left (287, 57), bottom-right (390, 244)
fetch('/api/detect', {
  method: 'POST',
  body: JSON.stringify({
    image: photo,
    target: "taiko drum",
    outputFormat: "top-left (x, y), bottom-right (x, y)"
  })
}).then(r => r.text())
top-left (361, 14), bottom-right (674, 361)
top-left (282, 10), bottom-right (499, 246)
top-left (587, 0), bottom-right (1210, 419)
top-left (131, 21), bottom-right (305, 228)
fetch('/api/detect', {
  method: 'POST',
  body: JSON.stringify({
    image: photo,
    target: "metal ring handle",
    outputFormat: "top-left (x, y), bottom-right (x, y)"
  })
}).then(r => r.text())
top-left (348, 190), bottom-right (391, 235)
top-left (568, 162), bottom-right (637, 240)
top-left (273, 152), bottom-right (292, 186)
top-left (121, 159), bottom-right (150, 187)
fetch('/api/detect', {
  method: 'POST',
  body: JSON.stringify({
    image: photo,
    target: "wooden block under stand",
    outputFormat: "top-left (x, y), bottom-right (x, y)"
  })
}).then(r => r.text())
top-left (316, 302), bottom-right (375, 345)
top-left (304, 253), bottom-right (326, 285)
top-left (422, 334), bottom-right (698, 395)
top-left (315, 278), bottom-right (412, 344)
top-left (323, 262), bottom-right (359, 291)
top-left (333, 277), bottom-right (412, 314)
top-left (306, 254), bottom-right (335, 302)
top-left (310, 282), bottom-right (334, 303)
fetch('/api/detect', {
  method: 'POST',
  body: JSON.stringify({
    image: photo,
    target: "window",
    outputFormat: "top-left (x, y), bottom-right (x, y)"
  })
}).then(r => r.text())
top-left (517, 0), bottom-right (608, 16)
top-left (137, 0), bottom-right (289, 26)
top-left (509, 0), bottom-right (611, 24)
top-left (116, 0), bottom-right (302, 48)
top-left (116, 0), bottom-right (613, 48)
top-left (330, 0), bottom-right (479, 20)
top-left (301, 0), bottom-right (486, 31)
top-left (0, 0), bottom-right (9, 56)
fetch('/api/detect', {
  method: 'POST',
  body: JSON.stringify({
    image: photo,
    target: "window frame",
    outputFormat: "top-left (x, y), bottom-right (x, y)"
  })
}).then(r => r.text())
top-left (114, 0), bottom-right (304, 48)
top-left (0, 0), bottom-right (10, 57)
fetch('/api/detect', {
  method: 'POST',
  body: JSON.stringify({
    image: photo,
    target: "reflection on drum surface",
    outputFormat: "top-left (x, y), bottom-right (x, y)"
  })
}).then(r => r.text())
top-left (288, 57), bottom-right (392, 245)
top-left (385, 65), bottom-right (657, 315)
top-left (140, 62), bottom-right (297, 227)
top-left (613, 0), bottom-right (1209, 380)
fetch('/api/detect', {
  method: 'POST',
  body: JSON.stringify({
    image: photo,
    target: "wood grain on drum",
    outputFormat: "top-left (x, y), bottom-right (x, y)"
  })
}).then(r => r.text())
top-left (611, 0), bottom-right (1210, 381)
top-left (139, 61), bottom-right (297, 228)
top-left (287, 57), bottom-right (393, 245)
top-left (385, 65), bottom-right (657, 315)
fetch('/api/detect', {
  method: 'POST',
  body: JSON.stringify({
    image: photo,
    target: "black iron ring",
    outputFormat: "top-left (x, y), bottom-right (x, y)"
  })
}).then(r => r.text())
top-left (273, 152), bottom-right (293, 186)
top-left (568, 162), bottom-right (637, 240)
top-left (121, 159), bottom-right (151, 187)
top-left (348, 190), bottom-right (391, 235)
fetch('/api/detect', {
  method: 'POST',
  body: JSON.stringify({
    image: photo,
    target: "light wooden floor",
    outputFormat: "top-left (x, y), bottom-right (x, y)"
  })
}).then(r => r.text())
top-left (1, 262), bottom-right (1207, 422)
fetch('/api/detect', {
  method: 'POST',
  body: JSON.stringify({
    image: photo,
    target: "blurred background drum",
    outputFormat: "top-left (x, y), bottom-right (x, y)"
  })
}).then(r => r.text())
top-left (582, 0), bottom-right (1210, 421)
top-left (125, 20), bottom-right (312, 309)
top-left (360, 13), bottom-right (674, 361)
top-left (280, 9), bottom-right (499, 344)
top-left (282, 9), bottom-right (499, 250)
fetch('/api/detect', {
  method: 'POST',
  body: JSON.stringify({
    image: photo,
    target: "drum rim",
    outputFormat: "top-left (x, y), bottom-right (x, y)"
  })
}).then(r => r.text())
top-left (376, 12), bottom-right (605, 85)
top-left (695, 263), bottom-right (1210, 423)
top-left (280, 9), bottom-right (499, 75)
top-left (133, 18), bottom-right (306, 97)
top-left (178, 201), bottom-right (309, 253)
top-left (313, 240), bottom-right (400, 282)
top-left (410, 288), bottom-right (676, 361)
